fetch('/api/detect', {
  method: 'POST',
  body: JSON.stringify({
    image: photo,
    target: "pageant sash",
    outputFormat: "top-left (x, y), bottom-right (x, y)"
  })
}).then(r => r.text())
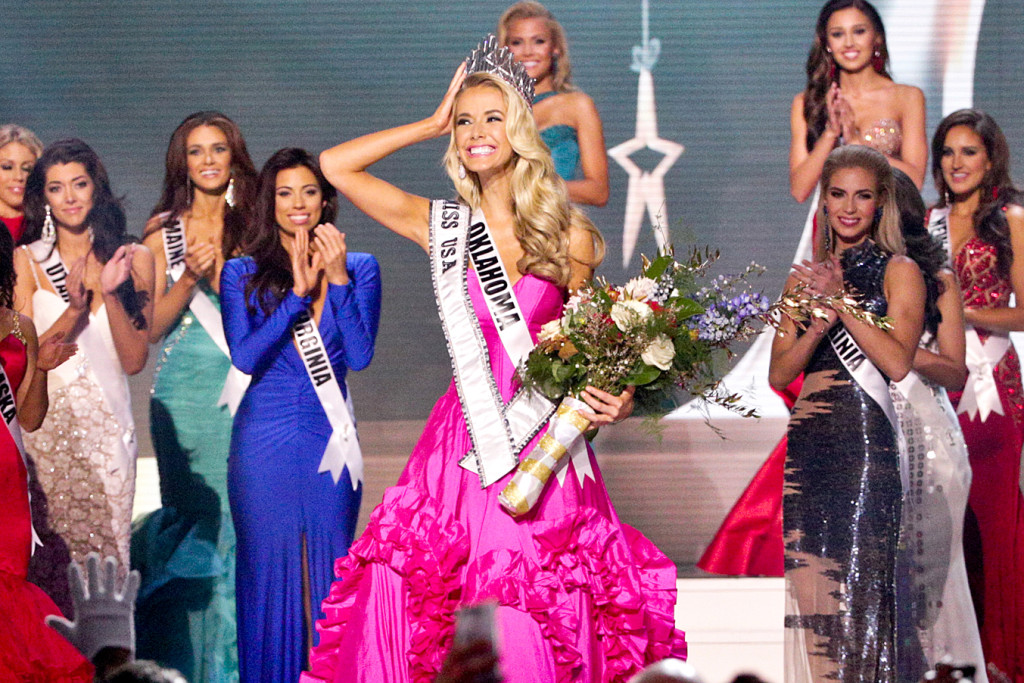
top-left (465, 208), bottom-right (593, 487)
top-left (430, 200), bottom-right (574, 488)
top-left (29, 241), bottom-right (136, 467)
top-left (0, 360), bottom-right (42, 552)
top-left (927, 207), bottom-right (1010, 421)
top-left (829, 324), bottom-right (906, 468)
top-left (161, 218), bottom-right (251, 415)
top-left (292, 308), bottom-right (362, 488)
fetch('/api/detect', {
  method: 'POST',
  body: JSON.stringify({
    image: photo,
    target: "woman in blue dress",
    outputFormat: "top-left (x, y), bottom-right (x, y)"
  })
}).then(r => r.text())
top-left (133, 111), bottom-right (257, 682)
top-left (499, 1), bottom-right (609, 205)
top-left (221, 147), bottom-right (381, 683)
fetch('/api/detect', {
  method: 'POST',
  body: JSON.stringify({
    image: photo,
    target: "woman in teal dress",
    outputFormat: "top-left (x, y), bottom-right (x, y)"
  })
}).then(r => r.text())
top-left (132, 111), bottom-right (257, 683)
top-left (499, 1), bottom-right (609, 205)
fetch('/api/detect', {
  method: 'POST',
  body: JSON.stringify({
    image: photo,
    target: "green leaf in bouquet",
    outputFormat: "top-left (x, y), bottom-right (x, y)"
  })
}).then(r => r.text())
top-left (551, 360), bottom-right (575, 383)
top-left (670, 297), bottom-right (704, 320)
top-left (625, 362), bottom-right (662, 387)
top-left (643, 254), bottom-right (675, 280)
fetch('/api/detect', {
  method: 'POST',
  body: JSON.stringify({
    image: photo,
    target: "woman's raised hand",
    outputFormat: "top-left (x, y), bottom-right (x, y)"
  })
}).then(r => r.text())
top-left (183, 236), bottom-right (217, 283)
top-left (429, 62), bottom-right (468, 138)
top-left (100, 245), bottom-right (137, 296)
top-left (291, 228), bottom-right (323, 298)
top-left (312, 224), bottom-right (349, 286)
top-left (67, 256), bottom-right (92, 311)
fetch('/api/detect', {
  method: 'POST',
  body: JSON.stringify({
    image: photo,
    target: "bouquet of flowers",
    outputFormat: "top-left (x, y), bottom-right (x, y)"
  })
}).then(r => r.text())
top-left (497, 247), bottom-right (891, 517)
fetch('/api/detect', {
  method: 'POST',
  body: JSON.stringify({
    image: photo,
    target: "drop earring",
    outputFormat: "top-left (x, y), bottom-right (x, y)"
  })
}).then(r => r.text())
top-left (42, 205), bottom-right (56, 245)
top-left (822, 205), bottom-right (832, 254)
top-left (224, 177), bottom-right (236, 208)
top-left (458, 162), bottom-right (467, 180)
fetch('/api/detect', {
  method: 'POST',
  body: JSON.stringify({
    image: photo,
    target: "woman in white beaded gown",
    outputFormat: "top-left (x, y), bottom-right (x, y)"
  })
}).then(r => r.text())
top-left (13, 138), bottom-right (154, 616)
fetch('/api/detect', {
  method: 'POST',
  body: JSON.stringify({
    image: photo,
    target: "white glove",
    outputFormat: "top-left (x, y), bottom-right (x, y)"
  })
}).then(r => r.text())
top-left (45, 553), bottom-right (140, 661)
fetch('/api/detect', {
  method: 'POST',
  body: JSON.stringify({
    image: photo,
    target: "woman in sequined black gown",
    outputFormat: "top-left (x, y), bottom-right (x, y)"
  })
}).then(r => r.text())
top-left (770, 145), bottom-right (926, 683)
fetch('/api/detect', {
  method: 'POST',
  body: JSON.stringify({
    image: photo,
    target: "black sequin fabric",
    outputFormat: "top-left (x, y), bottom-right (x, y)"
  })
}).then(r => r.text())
top-left (784, 240), bottom-right (903, 682)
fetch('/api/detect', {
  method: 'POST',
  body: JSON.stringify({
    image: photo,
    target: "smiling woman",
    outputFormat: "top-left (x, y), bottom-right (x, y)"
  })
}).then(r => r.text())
top-left (770, 145), bottom-right (925, 683)
top-left (0, 125), bottom-right (43, 242)
top-left (12, 139), bottom-right (155, 617)
top-left (131, 111), bottom-right (257, 682)
top-left (219, 147), bottom-right (380, 683)
top-left (498, 2), bottom-right (609, 206)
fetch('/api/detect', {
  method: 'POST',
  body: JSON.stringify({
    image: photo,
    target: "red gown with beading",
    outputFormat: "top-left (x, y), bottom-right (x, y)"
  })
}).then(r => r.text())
top-left (0, 332), bottom-right (93, 681)
top-left (949, 238), bottom-right (1024, 682)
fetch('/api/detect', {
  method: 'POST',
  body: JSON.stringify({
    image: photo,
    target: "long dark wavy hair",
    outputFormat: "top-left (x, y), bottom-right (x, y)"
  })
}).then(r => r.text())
top-left (244, 148), bottom-right (338, 315)
top-left (803, 0), bottom-right (891, 152)
top-left (146, 111), bottom-right (257, 259)
top-left (20, 138), bottom-right (148, 328)
top-left (892, 168), bottom-right (944, 336)
top-left (932, 108), bottom-right (1022, 277)
top-left (0, 224), bottom-right (15, 309)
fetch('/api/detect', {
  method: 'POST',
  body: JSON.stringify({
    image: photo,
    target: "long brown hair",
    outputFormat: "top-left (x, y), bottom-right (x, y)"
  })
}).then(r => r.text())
top-left (244, 148), bottom-right (338, 315)
top-left (21, 139), bottom-right (149, 329)
top-left (147, 111), bottom-right (257, 259)
top-left (803, 0), bottom-right (891, 152)
top-left (932, 109), bottom-right (1022, 277)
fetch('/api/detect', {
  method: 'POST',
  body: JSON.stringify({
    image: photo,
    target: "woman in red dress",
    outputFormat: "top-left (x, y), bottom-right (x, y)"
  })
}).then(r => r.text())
top-left (0, 223), bottom-right (86, 681)
top-left (0, 124), bottom-right (44, 242)
top-left (930, 108), bottom-right (1024, 683)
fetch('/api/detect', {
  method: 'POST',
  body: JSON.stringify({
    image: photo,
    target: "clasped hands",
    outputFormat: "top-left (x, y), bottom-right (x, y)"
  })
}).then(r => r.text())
top-left (792, 257), bottom-right (844, 334)
top-left (292, 223), bottom-right (350, 297)
top-left (66, 244), bottom-right (140, 312)
top-left (826, 83), bottom-right (859, 143)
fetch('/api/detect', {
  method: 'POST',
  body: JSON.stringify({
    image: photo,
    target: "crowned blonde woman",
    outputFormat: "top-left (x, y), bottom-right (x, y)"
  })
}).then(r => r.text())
top-left (301, 37), bottom-right (686, 683)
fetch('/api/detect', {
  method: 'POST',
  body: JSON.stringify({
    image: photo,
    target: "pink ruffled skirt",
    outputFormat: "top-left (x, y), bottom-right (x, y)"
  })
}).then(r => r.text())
top-left (302, 385), bottom-right (686, 682)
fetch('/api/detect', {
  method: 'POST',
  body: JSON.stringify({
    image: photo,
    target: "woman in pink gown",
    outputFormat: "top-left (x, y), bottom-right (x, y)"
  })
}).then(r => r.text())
top-left (929, 109), bottom-right (1024, 682)
top-left (302, 49), bottom-right (685, 683)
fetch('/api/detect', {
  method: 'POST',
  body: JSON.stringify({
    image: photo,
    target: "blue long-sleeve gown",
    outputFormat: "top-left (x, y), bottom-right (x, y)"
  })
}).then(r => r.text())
top-left (220, 254), bottom-right (381, 683)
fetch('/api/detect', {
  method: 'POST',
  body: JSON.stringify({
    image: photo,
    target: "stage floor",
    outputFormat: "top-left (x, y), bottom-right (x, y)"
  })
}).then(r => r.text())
top-left (132, 413), bottom-right (786, 683)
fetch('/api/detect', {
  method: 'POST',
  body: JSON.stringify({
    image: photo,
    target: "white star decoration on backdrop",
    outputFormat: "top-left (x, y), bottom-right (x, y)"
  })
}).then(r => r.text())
top-left (608, 0), bottom-right (684, 267)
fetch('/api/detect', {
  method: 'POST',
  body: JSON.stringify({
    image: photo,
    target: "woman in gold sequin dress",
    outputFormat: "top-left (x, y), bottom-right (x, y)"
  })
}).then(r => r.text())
top-left (12, 139), bottom-right (155, 616)
top-left (930, 109), bottom-right (1024, 682)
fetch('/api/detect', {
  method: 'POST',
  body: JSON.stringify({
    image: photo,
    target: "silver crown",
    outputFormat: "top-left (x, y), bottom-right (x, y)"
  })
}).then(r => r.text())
top-left (464, 34), bottom-right (535, 106)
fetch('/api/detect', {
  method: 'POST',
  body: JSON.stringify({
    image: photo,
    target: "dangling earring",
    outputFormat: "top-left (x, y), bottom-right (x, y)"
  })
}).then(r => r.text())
top-left (458, 162), bottom-right (467, 180)
top-left (826, 50), bottom-right (836, 82)
top-left (224, 177), bottom-right (236, 208)
top-left (822, 205), bottom-right (832, 254)
top-left (42, 204), bottom-right (56, 245)
top-left (87, 226), bottom-right (94, 245)
top-left (872, 48), bottom-right (885, 73)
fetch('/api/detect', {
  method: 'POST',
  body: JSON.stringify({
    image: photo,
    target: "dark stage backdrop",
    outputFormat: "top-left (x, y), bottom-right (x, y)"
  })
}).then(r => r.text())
top-left (2, 0), bottom-right (1022, 429)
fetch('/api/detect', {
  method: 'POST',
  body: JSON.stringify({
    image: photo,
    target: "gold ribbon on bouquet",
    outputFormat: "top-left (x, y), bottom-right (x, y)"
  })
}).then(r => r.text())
top-left (498, 396), bottom-right (592, 517)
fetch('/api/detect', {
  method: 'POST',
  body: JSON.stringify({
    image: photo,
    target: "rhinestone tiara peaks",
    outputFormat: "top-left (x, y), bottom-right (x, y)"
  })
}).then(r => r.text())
top-left (464, 34), bottom-right (536, 106)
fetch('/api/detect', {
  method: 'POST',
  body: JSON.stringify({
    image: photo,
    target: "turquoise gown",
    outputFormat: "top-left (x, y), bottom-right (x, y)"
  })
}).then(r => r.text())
top-left (535, 91), bottom-right (581, 181)
top-left (132, 275), bottom-right (239, 683)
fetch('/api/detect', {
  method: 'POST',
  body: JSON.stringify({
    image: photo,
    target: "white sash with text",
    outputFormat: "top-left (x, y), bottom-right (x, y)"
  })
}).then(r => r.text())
top-left (292, 308), bottom-right (362, 489)
top-left (161, 217), bottom-right (251, 414)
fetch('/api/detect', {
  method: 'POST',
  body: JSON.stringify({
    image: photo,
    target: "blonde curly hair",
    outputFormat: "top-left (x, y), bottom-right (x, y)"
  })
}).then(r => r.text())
top-left (443, 73), bottom-right (603, 287)
top-left (497, 1), bottom-right (575, 93)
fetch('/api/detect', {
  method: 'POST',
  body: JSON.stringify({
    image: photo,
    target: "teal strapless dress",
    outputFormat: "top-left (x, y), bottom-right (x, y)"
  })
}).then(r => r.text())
top-left (535, 91), bottom-right (580, 181)
top-left (131, 282), bottom-right (238, 683)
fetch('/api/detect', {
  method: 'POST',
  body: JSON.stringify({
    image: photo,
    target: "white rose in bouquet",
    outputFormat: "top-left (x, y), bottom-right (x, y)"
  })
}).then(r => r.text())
top-left (641, 334), bottom-right (675, 371)
top-left (623, 276), bottom-right (657, 302)
top-left (610, 300), bottom-right (652, 331)
top-left (538, 319), bottom-right (564, 342)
